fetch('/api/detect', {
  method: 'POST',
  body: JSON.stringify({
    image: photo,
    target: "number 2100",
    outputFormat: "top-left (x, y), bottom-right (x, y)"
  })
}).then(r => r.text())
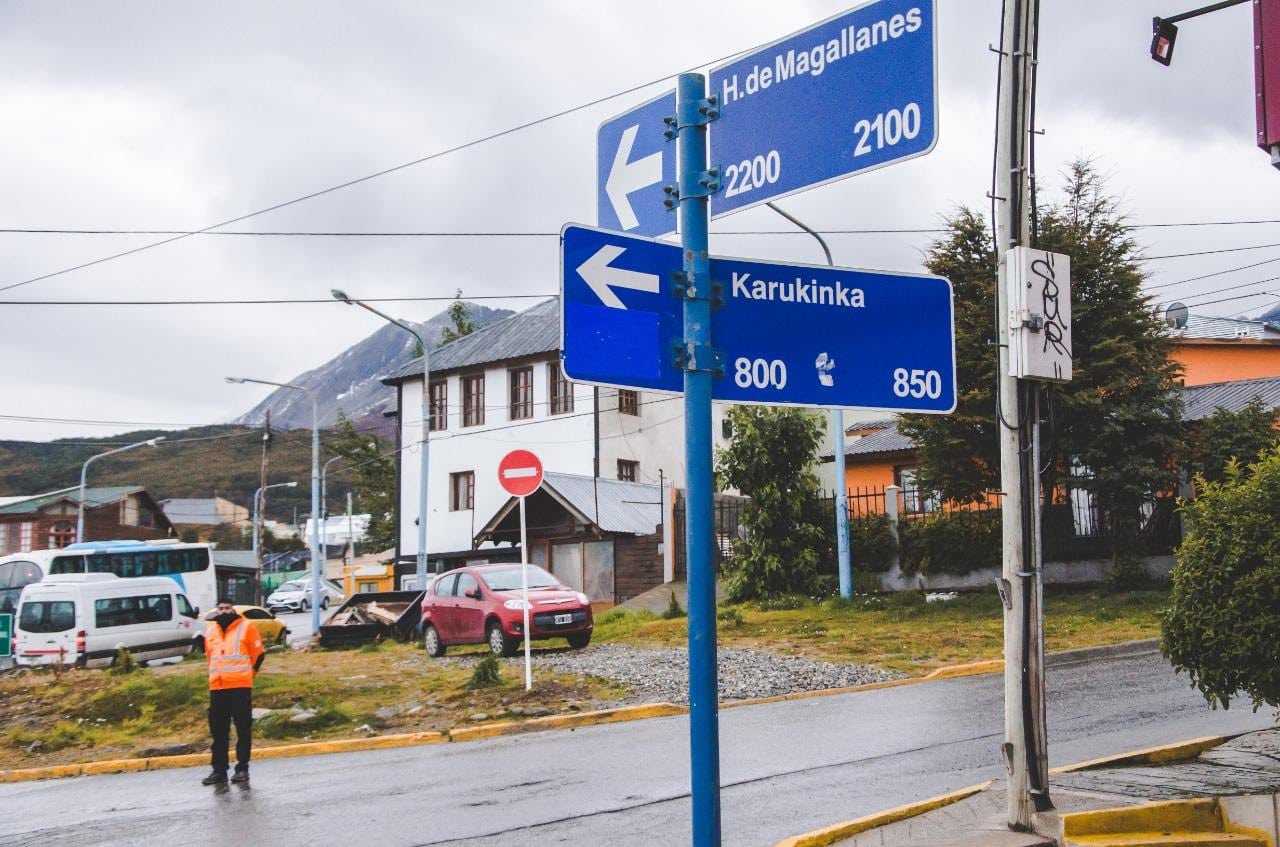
top-left (853, 103), bottom-right (921, 157)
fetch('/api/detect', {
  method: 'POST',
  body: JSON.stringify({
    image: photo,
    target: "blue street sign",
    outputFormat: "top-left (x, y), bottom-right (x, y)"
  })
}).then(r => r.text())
top-left (561, 223), bottom-right (955, 413)
top-left (708, 0), bottom-right (938, 216)
top-left (596, 90), bottom-right (678, 238)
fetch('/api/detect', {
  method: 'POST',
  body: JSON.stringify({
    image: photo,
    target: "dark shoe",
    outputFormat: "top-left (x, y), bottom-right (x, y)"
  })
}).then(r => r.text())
top-left (230, 769), bottom-right (249, 784)
top-left (201, 771), bottom-right (227, 786)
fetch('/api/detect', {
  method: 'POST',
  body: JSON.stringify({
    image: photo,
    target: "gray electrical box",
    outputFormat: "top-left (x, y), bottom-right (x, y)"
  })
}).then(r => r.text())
top-left (1009, 247), bottom-right (1072, 383)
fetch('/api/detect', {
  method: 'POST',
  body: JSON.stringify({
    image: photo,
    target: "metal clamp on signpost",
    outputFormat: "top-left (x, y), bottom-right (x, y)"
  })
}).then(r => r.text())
top-left (671, 340), bottom-right (725, 377)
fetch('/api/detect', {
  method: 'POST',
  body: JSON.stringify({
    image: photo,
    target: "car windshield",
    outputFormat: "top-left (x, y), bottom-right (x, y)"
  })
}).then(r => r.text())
top-left (277, 582), bottom-right (304, 593)
top-left (479, 566), bottom-right (562, 592)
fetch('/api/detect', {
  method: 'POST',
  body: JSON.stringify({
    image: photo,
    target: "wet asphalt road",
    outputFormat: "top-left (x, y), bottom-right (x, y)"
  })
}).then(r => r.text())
top-left (0, 645), bottom-right (1272, 847)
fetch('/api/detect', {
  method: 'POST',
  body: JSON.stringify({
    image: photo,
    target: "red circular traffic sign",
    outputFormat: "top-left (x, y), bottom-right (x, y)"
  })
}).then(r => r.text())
top-left (497, 449), bottom-right (544, 498)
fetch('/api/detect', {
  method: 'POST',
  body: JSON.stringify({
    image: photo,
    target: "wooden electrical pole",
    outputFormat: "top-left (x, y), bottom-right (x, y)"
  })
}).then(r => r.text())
top-left (256, 410), bottom-right (270, 604)
top-left (995, 0), bottom-right (1051, 829)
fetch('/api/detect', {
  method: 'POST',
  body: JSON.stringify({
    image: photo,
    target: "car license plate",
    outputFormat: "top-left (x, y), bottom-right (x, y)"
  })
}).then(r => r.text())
top-left (554, 613), bottom-right (573, 625)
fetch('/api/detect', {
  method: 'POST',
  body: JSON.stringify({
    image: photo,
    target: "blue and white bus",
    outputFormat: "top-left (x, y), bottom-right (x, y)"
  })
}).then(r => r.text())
top-left (0, 540), bottom-right (217, 619)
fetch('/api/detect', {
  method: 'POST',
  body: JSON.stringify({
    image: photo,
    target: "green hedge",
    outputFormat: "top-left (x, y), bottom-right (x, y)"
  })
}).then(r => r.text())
top-left (898, 510), bottom-right (1002, 577)
top-left (849, 513), bottom-right (896, 573)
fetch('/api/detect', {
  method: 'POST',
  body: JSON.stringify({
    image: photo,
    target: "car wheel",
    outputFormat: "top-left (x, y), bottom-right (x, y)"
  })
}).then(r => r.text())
top-left (301, 598), bottom-right (310, 612)
top-left (321, 597), bottom-right (329, 610)
top-left (567, 633), bottom-right (591, 650)
top-left (423, 624), bottom-right (445, 658)
top-left (487, 621), bottom-right (517, 657)
top-left (275, 629), bottom-right (288, 646)
top-left (194, 635), bottom-right (206, 656)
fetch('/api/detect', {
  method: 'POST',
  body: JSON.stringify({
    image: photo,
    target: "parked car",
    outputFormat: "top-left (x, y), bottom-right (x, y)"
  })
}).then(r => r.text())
top-left (420, 564), bottom-right (593, 658)
top-left (265, 578), bottom-right (343, 613)
top-left (14, 573), bottom-right (200, 669)
top-left (236, 605), bottom-right (289, 647)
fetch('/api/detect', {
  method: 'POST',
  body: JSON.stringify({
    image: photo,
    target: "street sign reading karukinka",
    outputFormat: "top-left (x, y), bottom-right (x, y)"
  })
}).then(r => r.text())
top-left (560, 223), bottom-right (955, 413)
top-left (595, 0), bottom-right (937, 237)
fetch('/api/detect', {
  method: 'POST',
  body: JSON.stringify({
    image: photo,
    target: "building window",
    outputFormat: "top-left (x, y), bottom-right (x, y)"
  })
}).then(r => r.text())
top-left (618, 389), bottom-right (639, 416)
top-left (509, 366), bottom-right (533, 420)
top-left (49, 522), bottom-right (76, 549)
top-left (0, 524), bottom-right (8, 555)
top-left (450, 471), bottom-right (475, 511)
top-left (617, 460), bottom-right (639, 482)
top-left (17, 522), bottom-right (32, 553)
top-left (895, 467), bottom-right (939, 514)
top-left (429, 380), bottom-right (448, 431)
top-left (549, 362), bottom-right (574, 415)
top-left (462, 375), bottom-right (485, 427)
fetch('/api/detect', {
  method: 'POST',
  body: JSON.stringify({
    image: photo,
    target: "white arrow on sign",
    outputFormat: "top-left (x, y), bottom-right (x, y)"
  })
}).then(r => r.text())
top-left (576, 244), bottom-right (660, 310)
top-left (605, 124), bottom-right (662, 231)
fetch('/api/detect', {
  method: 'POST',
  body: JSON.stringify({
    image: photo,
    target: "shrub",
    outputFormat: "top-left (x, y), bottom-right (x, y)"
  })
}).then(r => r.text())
top-left (108, 647), bottom-right (138, 675)
top-left (467, 655), bottom-right (504, 690)
top-left (661, 591), bottom-right (686, 620)
top-left (848, 513), bottom-right (897, 573)
top-left (1162, 452), bottom-right (1280, 710)
top-left (716, 606), bottom-right (744, 627)
top-left (898, 510), bottom-right (1001, 576)
top-left (754, 594), bottom-right (810, 612)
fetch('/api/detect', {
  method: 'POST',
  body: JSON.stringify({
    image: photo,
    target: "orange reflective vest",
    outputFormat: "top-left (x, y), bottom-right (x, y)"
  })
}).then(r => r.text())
top-left (206, 617), bottom-right (265, 690)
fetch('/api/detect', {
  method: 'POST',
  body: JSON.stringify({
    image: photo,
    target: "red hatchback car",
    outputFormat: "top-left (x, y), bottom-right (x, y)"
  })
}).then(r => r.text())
top-left (420, 564), bottom-right (594, 657)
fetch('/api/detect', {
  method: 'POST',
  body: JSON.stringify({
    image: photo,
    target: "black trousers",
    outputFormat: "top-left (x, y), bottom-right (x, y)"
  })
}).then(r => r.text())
top-left (208, 687), bottom-right (253, 773)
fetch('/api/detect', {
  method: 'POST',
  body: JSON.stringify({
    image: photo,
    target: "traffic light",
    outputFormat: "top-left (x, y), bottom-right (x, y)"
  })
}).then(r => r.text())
top-left (1151, 17), bottom-right (1179, 65)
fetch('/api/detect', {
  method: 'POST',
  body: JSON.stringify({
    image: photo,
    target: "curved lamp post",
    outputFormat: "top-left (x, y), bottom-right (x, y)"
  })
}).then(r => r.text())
top-left (253, 480), bottom-right (298, 604)
top-left (77, 437), bottom-right (165, 543)
top-left (331, 289), bottom-right (431, 597)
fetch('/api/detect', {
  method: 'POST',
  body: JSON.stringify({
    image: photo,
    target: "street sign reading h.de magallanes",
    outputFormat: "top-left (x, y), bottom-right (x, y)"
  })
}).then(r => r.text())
top-left (709, 0), bottom-right (938, 217)
top-left (595, 0), bottom-right (937, 237)
top-left (561, 224), bottom-right (955, 413)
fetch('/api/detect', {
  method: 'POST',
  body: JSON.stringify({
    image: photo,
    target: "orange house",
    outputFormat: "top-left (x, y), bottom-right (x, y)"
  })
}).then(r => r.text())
top-left (832, 313), bottom-right (1280, 495)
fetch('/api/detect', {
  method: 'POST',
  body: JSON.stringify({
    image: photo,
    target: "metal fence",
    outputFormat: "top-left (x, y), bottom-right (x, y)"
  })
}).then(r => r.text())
top-left (672, 493), bottom-right (749, 579)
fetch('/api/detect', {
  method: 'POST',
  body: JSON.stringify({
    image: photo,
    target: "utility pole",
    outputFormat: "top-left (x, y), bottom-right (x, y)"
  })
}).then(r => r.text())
top-left (995, 0), bottom-right (1050, 829)
top-left (256, 410), bottom-right (270, 604)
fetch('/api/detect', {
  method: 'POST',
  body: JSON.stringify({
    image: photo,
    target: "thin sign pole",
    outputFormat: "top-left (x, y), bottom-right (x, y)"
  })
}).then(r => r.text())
top-left (677, 71), bottom-right (722, 847)
top-left (520, 494), bottom-right (532, 691)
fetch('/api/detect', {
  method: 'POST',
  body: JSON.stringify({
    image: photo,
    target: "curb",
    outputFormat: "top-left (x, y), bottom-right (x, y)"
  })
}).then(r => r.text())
top-left (1048, 734), bottom-right (1231, 774)
top-left (774, 732), bottom-right (1234, 847)
top-left (0, 642), bottom-right (1161, 785)
top-left (772, 781), bottom-right (992, 847)
top-left (1043, 638), bottom-right (1160, 668)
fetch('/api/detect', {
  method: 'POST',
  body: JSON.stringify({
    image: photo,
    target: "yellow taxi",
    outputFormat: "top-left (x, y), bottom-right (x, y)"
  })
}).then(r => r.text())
top-left (235, 605), bottom-right (289, 646)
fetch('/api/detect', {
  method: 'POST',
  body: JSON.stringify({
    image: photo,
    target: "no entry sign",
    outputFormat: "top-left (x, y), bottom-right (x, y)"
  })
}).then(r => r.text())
top-left (497, 450), bottom-right (544, 498)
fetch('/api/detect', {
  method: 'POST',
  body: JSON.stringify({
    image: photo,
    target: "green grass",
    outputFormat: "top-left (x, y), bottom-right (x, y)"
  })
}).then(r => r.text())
top-left (594, 587), bottom-right (1169, 674)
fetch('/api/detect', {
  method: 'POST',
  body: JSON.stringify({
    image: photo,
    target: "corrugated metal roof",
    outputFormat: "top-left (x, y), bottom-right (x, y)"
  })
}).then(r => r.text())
top-left (381, 297), bottom-right (560, 384)
top-left (823, 420), bottom-right (916, 460)
top-left (160, 498), bottom-right (221, 525)
top-left (1172, 313), bottom-right (1280, 341)
top-left (0, 486), bottom-right (143, 515)
top-left (1182, 376), bottom-right (1280, 421)
top-left (542, 472), bottom-right (662, 535)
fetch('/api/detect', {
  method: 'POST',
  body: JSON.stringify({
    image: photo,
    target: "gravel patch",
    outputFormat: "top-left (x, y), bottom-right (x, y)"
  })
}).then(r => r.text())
top-left (441, 644), bottom-right (902, 705)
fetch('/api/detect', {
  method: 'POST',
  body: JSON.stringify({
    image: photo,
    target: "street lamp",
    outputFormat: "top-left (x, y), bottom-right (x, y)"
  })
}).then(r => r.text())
top-left (331, 289), bottom-right (431, 596)
top-left (227, 376), bottom-right (323, 634)
top-left (252, 480), bottom-right (298, 604)
top-left (77, 437), bottom-right (165, 543)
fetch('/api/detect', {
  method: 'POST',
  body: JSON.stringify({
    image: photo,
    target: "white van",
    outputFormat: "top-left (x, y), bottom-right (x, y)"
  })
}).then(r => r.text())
top-left (15, 574), bottom-right (201, 669)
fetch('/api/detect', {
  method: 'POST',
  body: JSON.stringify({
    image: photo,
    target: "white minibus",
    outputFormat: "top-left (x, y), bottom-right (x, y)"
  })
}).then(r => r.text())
top-left (14, 574), bottom-right (202, 668)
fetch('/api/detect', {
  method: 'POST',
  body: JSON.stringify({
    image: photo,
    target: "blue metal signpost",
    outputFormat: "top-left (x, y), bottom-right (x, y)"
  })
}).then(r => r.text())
top-left (560, 223), bottom-right (956, 413)
top-left (708, 0), bottom-right (937, 216)
top-left (675, 72), bottom-right (721, 847)
top-left (597, 91), bottom-right (678, 238)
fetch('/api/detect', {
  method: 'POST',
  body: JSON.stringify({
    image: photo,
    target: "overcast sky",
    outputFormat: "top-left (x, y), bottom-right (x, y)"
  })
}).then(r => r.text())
top-left (1, 0), bottom-right (1273, 442)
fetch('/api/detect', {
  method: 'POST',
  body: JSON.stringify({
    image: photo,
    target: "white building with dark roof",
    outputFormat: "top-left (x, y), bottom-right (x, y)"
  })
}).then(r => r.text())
top-left (380, 297), bottom-right (735, 588)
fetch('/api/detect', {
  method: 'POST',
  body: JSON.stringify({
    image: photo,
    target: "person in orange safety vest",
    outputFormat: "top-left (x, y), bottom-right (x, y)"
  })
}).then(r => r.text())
top-left (201, 598), bottom-right (266, 786)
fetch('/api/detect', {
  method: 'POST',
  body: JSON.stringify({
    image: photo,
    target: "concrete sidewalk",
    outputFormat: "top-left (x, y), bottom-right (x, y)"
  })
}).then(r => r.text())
top-left (804, 729), bottom-right (1280, 847)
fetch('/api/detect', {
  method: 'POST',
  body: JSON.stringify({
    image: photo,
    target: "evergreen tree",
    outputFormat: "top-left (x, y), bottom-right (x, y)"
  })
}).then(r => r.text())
top-left (439, 289), bottom-right (477, 346)
top-left (1192, 396), bottom-right (1279, 484)
top-left (714, 406), bottom-right (826, 600)
top-left (327, 412), bottom-right (397, 553)
top-left (900, 162), bottom-right (1183, 559)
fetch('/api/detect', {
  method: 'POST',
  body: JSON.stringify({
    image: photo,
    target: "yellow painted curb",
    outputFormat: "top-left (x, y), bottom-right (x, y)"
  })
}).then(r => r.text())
top-left (0, 763), bottom-right (84, 783)
top-left (1049, 735), bottom-right (1228, 774)
top-left (923, 659), bottom-right (1004, 681)
top-left (254, 731), bottom-right (447, 760)
top-left (773, 781), bottom-right (992, 847)
top-left (449, 703), bottom-right (686, 742)
top-left (80, 758), bottom-right (149, 776)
